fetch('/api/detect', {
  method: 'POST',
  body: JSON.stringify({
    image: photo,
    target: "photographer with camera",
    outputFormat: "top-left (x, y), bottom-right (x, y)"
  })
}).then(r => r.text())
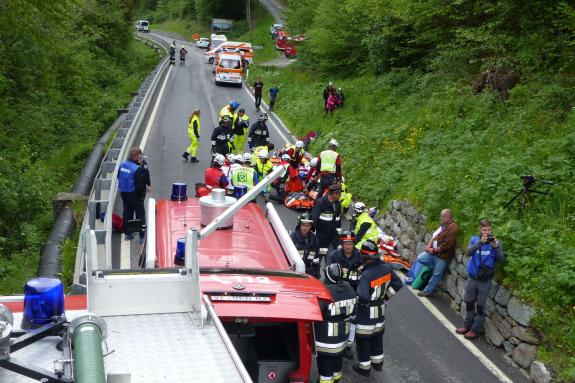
top-left (456, 219), bottom-right (504, 340)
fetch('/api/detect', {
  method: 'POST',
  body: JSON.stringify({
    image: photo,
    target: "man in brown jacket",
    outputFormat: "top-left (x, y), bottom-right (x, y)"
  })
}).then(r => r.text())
top-left (416, 209), bottom-right (459, 297)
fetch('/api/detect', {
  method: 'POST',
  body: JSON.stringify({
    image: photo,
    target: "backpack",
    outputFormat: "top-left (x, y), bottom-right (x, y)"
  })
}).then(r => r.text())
top-left (411, 264), bottom-right (433, 290)
top-left (112, 213), bottom-right (124, 232)
top-left (284, 192), bottom-right (314, 210)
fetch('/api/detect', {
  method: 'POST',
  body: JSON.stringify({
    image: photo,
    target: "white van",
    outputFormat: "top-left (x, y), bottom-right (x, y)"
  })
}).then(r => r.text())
top-left (136, 20), bottom-right (149, 32)
top-left (204, 41), bottom-right (253, 64)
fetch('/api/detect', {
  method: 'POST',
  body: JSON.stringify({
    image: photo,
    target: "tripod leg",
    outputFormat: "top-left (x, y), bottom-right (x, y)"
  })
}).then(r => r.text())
top-left (504, 189), bottom-right (524, 209)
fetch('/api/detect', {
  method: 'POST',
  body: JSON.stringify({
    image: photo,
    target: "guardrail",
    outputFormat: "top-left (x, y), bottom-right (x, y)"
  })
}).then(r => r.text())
top-left (63, 33), bottom-right (172, 288)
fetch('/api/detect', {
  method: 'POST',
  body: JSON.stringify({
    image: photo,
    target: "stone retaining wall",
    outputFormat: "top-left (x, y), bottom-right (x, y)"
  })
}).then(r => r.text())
top-left (377, 199), bottom-right (552, 383)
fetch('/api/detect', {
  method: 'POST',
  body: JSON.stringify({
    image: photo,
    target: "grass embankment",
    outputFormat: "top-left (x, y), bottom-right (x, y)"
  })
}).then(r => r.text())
top-left (150, 18), bottom-right (206, 39)
top-left (251, 65), bottom-right (575, 380)
top-left (0, 41), bottom-right (160, 295)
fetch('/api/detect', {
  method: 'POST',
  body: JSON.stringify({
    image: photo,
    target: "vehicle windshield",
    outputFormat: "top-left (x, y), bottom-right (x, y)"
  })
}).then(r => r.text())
top-left (220, 59), bottom-right (241, 69)
top-left (141, 21), bottom-right (148, 26)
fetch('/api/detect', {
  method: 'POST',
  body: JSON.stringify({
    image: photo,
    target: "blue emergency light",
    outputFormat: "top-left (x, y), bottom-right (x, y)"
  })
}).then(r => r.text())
top-left (174, 237), bottom-right (186, 265)
top-left (21, 277), bottom-right (64, 329)
top-left (171, 182), bottom-right (187, 202)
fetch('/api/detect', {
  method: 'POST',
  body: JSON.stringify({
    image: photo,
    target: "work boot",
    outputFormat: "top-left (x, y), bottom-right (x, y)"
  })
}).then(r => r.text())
top-left (190, 157), bottom-right (199, 163)
top-left (456, 326), bottom-right (470, 335)
top-left (372, 362), bottom-right (383, 372)
top-left (343, 346), bottom-right (353, 360)
top-left (464, 330), bottom-right (479, 340)
top-left (417, 290), bottom-right (433, 297)
top-left (182, 152), bottom-right (189, 160)
top-left (352, 364), bottom-right (370, 377)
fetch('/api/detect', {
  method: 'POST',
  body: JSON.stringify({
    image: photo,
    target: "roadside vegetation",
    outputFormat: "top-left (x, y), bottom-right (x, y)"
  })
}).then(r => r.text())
top-left (0, 1), bottom-right (159, 295)
top-left (249, 0), bottom-right (575, 379)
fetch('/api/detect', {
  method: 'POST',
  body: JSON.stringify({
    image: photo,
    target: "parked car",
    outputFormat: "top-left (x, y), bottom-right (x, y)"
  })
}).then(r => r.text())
top-left (196, 38), bottom-right (210, 49)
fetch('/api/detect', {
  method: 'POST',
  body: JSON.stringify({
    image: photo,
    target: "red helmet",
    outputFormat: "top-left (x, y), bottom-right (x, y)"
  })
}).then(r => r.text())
top-left (340, 230), bottom-right (355, 244)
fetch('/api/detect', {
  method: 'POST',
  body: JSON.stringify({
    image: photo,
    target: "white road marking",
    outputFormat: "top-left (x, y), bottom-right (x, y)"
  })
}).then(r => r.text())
top-left (140, 63), bottom-right (173, 151)
top-left (398, 272), bottom-right (514, 383)
top-left (121, 234), bottom-right (131, 269)
top-left (120, 60), bottom-right (173, 268)
top-left (242, 85), bottom-right (293, 145)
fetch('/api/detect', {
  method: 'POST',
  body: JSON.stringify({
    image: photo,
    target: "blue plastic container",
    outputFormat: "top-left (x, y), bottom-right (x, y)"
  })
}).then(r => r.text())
top-left (171, 182), bottom-right (188, 202)
top-left (174, 238), bottom-right (186, 265)
top-left (22, 277), bottom-right (64, 329)
top-left (233, 185), bottom-right (248, 199)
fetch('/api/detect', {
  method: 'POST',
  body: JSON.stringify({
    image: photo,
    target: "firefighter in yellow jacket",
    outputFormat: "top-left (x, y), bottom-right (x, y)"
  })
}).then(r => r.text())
top-left (182, 109), bottom-right (200, 163)
top-left (353, 202), bottom-right (379, 250)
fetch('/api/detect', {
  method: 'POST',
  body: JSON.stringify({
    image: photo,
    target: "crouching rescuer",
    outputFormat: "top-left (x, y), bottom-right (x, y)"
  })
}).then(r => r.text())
top-left (315, 263), bottom-right (357, 383)
top-left (354, 240), bottom-right (403, 376)
top-left (456, 219), bottom-right (504, 339)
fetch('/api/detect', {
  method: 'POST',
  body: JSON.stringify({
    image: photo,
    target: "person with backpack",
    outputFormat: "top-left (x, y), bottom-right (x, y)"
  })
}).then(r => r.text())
top-left (353, 240), bottom-right (403, 377)
top-left (315, 263), bottom-right (357, 383)
top-left (456, 219), bottom-right (504, 340)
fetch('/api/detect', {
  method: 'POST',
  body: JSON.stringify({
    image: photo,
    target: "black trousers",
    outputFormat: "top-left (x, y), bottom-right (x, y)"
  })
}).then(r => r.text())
top-left (255, 94), bottom-right (262, 109)
top-left (320, 173), bottom-right (336, 194)
top-left (121, 192), bottom-right (145, 235)
top-left (356, 333), bottom-right (384, 370)
top-left (317, 353), bottom-right (343, 382)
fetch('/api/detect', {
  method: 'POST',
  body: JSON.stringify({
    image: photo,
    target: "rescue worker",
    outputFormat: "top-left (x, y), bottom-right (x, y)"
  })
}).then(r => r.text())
top-left (353, 240), bottom-right (403, 377)
top-left (233, 108), bottom-right (250, 154)
top-left (118, 147), bottom-right (148, 242)
top-left (251, 142), bottom-right (275, 165)
top-left (179, 46), bottom-right (188, 65)
top-left (204, 154), bottom-right (229, 189)
top-left (290, 212), bottom-right (320, 278)
top-left (285, 140), bottom-right (306, 168)
top-left (219, 100), bottom-right (240, 126)
top-left (326, 230), bottom-right (364, 359)
top-left (339, 179), bottom-right (353, 218)
top-left (211, 115), bottom-right (234, 156)
top-left (353, 202), bottom-right (379, 250)
top-left (316, 139), bottom-right (342, 194)
top-left (254, 149), bottom-right (273, 201)
top-left (248, 113), bottom-right (270, 150)
top-left (231, 154), bottom-right (259, 191)
top-left (305, 157), bottom-right (319, 183)
top-left (315, 263), bottom-right (357, 383)
top-left (182, 109), bottom-right (200, 162)
top-left (270, 153), bottom-right (294, 203)
top-left (312, 183), bottom-right (343, 261)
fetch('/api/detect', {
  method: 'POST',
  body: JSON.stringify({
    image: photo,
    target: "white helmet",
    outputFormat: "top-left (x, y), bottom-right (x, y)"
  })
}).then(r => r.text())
top-left (295, 140), bottom-right (305, 149)
top-left (213, 154), bottom-right (225, 166)
top-left (328, 138), bottom-right (339, 147)
top-left (226, 153), bottom-right (235, 162)
top-left (242, 153), bottom-right (253, 164)
top-left (354, 202), bottom-right (366, 214)
top-left (258, 113), bottom-right (269, 121)
top-left (310, 157), bottom-right (318, 167)
top-left (258, 149), bottom-right (269, 159)
top-left (281, 153), bottom-right (291, 161)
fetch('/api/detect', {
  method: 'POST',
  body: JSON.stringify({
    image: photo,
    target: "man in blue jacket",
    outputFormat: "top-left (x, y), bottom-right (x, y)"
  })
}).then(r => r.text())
top-left (118, 147), bottom-right (149, 241)
top-left (456, 219), bottom-right (504, 340)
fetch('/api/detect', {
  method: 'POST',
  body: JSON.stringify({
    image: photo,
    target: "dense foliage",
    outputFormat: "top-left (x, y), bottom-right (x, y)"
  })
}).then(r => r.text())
top-left (0, 0), bottom-right (159, 293)
top-left (136, 0), bottom-right (248, 25)
top-left (253, 0), bottom-right (575, 379)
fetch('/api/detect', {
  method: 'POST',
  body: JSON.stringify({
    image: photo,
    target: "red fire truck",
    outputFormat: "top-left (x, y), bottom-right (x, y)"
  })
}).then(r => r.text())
top-left (145, 167), bottom-right (332, 383)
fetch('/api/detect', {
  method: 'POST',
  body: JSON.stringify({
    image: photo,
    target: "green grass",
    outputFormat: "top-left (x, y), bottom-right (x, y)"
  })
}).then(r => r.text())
top-left (150, 18), bottom-right (207, 39)
top-left (0, 40), bottom-right (159, 296)
top-left (250, 65), bottom-right (575, 381)
top-left (232, 14), bottom-right (281, 65)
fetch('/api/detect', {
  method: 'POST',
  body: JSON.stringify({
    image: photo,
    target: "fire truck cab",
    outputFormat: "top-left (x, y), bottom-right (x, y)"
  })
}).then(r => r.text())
top-left (146, 172), bottom-right (331, 383)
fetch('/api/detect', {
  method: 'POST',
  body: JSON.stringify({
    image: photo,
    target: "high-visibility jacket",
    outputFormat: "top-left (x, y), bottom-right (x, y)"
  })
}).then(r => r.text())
top-left (286, 145), bottom-right (305, 165)
top-left (319, 149), bottom-right (338, 173)
top-left (354, 212), bottom-right (379, 250)
top-left (314, 282), bottom-right (357, 355)
top-left (254, 159), bottom-right (273, 179)
top-left (233, 114), bottom-right (250, 136)
top-left (339, 182), bottom-right (352, 209)
top-left (231, 166), bottom-right (257, 190)
top-left (188, 114), bottom-right (200, 139)
top-left (219, 105), bottom-right (237, 126)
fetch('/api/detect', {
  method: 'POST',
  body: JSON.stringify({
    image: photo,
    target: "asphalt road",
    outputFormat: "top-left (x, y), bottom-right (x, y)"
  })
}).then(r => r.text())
top-left (133, 36), bottom-right (529, 383)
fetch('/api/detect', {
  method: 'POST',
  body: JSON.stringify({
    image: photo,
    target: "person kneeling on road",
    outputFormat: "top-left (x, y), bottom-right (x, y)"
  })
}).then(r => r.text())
top-left (416, 208), bottom-right (459, 297)
top-left (290, 212), bottom-right (320, 278)
top-left (315, 263), bottom-right (357, 383)
top-left (456, 219), bottom-right (504, 340)
top-left (204, 154), bottom-right (229, 190)
top-left (353, 240), bottom-right (403, 377)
